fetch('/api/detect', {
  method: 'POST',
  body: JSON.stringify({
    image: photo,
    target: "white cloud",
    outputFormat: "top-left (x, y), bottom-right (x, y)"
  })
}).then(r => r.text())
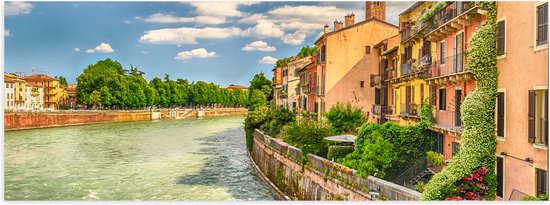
top-left (5, 29), bottom-right (10, 37)
top-left (134, 16), bottom-right (142, 20)
top-left (238, 13), bottom-right (268, 24)
top-left (268, 5), bottom-right (351, 25)
top-left (141, 51), bottom-right (148, 54)
top-left (139, 27), bottom-right (243, 45)
top-left (258, 56), bottom-right (277, 64)
top-left (189, 2), bottom-right (259, 17)
top-left (123, 20), bottom-right (131, 24)
top-left (85, 43), bottom-right (115, 53)
top-left (174, 48), bottom-right (216, 61)
top-left (144, 13), bottom-right (225, 25)
top-left (282, 30), bottom-right (308, 45)
top-left (387, 2), bottom-right (415, 25)
top-left (5, 2), bottom-right (34, 16)
top-left (73, 48), bottom-right (80, 52)
top-left (242, 41), bottom-right (276, 52)
top-left (244, 21), bottom-right (284, 38)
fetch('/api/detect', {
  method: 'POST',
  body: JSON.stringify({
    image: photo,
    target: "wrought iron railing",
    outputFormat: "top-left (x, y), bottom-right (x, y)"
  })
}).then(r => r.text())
top-left (372, 104), bottom-right (382, 115)
top-left (385, 68), bottom-right (396, 80)
top-left (400, 103), bottom-right (419, 117)
top-left (425, 2), bottom-right (475, 35)
top-left (428, 53), bottom-right (469, 78)
top-left (401, 63), bottom-right (412, 76)
top-left (401, 27), bottom-right (413, 43)
top-left (370, 74), bottom-right (381, 87)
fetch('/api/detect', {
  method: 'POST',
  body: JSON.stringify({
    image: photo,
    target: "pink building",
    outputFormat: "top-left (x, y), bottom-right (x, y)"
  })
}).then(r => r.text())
top-left (494, 2), bottom-right (548, 200)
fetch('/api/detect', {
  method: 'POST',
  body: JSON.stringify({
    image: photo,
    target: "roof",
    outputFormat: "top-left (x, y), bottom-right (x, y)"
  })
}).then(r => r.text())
top-left (314, 17), bottom-right (399, 44)
top-left (399, 2), bottom-right (424, 16)
top-left (324, 134), bottom-right (357, 143)
top-left (227, 84), bottom-right (248, 90)
top-left (4, 76), bottom-right (14, 83)
top-left (21, 74), bottom-right (58, 81)
top-left (67, 84), bottom-right (77, 89)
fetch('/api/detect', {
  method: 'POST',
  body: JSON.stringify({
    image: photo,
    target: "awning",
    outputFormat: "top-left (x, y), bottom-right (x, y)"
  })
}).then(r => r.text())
top-left (324, 134), bottom-right (357, 143)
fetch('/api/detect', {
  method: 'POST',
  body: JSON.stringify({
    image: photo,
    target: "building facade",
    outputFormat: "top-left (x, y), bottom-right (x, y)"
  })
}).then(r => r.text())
top-left (494, 1), bottom-right (548, 200)
top-left (21, 74), bottom-right (67, 109)
top-left (272, 66), bottom-right (284, 107)
top-left (4, 75), bottom-right (15, 110)
top-left (314, 10), bottom-right (398, 120)
top-left (373, 35), bottom-right (399, 124)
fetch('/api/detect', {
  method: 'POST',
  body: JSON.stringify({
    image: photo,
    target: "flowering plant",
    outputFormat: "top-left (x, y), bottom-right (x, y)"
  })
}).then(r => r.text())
top-left (444, 166), bottom-right (490, 200)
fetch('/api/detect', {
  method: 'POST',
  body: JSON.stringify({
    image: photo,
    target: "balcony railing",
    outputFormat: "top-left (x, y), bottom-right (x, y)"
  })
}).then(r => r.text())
top-left (385, 105), bottom-right (395, 115)
top-left (401, 27), bottom-right (413, 43)
top-left (434, 110), bottom-right (463, 133)
top-left (385, 69), bottom-right (396, 80)
top-left (425, 2), bottom-right (475, 35)
top-left (428, 53), bottom-right (468, 79)
top-left (400, 103), bottom-right (419, 117)
top-left (372, 104), bottom-right (382, 115)
top-left (401, 63), bottom-right (412, 76)
top-left (370, 74), bottom-right (381, 87)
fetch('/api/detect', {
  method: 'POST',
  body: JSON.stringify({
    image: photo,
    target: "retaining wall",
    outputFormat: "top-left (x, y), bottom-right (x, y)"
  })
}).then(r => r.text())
top-left (4, 108), bottom-right (247, 131)
top-left (250, 129), bottom-right (421, 201)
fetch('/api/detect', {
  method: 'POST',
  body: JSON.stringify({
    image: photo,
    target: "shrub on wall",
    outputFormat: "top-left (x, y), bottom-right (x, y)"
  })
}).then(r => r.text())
top-left (282, 120), bottom-right (335, 159)
top-left (244, 105), bottom-right (271, 152)
top-left (421, 2), bottom-right (498, 200)
top-left (324, 102), bottom-right (366, 134)
top-left (260, 106), bottom-right (296, 138)
top-left (339, 121), bottom-right (434, 179)
top-left (327, 145), bottom-right (355, 162)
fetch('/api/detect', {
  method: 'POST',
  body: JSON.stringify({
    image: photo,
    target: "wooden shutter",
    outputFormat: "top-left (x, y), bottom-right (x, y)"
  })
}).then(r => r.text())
top-left (497, 92), bottom-right (505, 137)
top-left (497, 21), bottom-right (505, 55)
top-left (529, 90), bottom-right (536, 143)
top-left (537, 4), bottom-right (548, 45)
top-left (545, 90), bottom-right (548, 145)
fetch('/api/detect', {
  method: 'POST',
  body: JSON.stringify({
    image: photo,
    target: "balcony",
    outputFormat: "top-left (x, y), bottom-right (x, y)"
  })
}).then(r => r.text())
top-left (425, 2), bottom-right (484, 42)
top-left (385, 68), bottom-right (397, 80)
top-left (400, 103), bottom-right (419, 118)
top-left (426, 53), bottom-right (473, 85)
top-left (401, 63), bottom-right (412, 76)
top-left (372, 104), bottom-right (382, 115)
top-left (401, 27), bottom-right (413, 43)
top-left (370, 74), bottom-right (381, 87)
top-left (432, 110), bottom-right (463, 136)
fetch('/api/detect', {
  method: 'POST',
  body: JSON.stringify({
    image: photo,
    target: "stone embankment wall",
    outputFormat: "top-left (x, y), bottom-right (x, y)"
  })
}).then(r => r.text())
top-left (4, 108), bottom-right (247, 131)
top-left (250, 129), bottom-right (421, 201)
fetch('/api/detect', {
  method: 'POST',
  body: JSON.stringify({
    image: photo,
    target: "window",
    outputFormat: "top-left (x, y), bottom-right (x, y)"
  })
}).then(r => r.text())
top-left (537, 3), bottom-right (548, 46)
top-left (440, 42), bottom-right (446, 64)
top-left (452, 141), bottom-right (460, 157)
top-left (366, 46), bottom-right (371, 54)
top-left (420, 84), bottom-right (425, 102)
top-left (496, 157), bottom-right (504, 198)
top-left (360, 80), bottom-right (365, 88)
top-left (528, 89), bottom-right (548, 145)
top-left (439, 88), bottom-right (446, 111)
top-left (497, 20), bottom-right (506, 55)
top-left (321, 45), bottom-right (326, 62)
top-left (375, 88), bottom-right (381, 104)
top-left (496, 92), bottom-right (505, 137)
top-left (537, 168), bottom-right (548, 196)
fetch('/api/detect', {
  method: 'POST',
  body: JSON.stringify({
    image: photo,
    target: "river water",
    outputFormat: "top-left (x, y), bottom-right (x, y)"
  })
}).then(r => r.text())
top-left (4, 116), bottom-right (276, 200)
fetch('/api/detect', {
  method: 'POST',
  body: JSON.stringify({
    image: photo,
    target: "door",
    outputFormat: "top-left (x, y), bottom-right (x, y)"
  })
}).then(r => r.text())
top-left (455, 89), bottom-right (462, 127)
top-left (406, 86), bottom-right (411, 114)
top-left (496, 157), bottom-right (504, 198)
top-left (454, 33), bottom-right (464, 72)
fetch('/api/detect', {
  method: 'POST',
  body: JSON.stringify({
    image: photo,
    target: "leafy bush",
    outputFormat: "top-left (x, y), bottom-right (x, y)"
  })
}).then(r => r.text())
top-left (325, 102), bottom-right (366, 134)
top-left (426, 151), bottom-right (444, 168)
top-left (341, 121), bottom-right (434, 180)
top-left (327, 145), bottom-right (354, 161)
top-left (522, 194), bottom-right (549, 201)
top-left (282, 120), bottom-right (335, 158)
top-left (261, 106), bottom-right (296, 137)
top-left (244, 106), bottom-right (271, 152)
top-left (442, 166), bottom-right (490, 200)
top-left (339, 130), bottom-right (397, 178)
top-left (416, 181), bottom-right (427, 193)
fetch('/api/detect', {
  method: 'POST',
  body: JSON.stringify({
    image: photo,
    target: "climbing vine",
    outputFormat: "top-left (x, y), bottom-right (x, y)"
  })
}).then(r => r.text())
top-left (422, 2), bottom-right (498, 200)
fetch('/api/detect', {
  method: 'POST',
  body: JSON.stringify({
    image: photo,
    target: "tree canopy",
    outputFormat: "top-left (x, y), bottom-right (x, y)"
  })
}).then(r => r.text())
top-left (76, 58), bottom-right (248, 109)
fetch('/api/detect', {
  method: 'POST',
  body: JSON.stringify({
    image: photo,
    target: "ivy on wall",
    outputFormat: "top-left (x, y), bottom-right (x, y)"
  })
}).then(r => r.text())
top-left (418, 2), bottom-right (451, 22)
top-left (421, 2), bottom-right (499, 200)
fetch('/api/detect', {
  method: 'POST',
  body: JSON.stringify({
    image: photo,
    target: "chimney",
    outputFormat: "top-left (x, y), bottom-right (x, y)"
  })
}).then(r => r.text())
top-left (338, 21), bottom-right (344, 30)
top-left (334, 19), bottom-right (340, 31)
top-left (345, 13), bottom-right (355, 27)
top-left (324, 24), bottom-right (329, 34)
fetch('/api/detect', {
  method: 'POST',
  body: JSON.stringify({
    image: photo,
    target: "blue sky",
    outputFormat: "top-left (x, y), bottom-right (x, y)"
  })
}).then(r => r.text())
top-left (4, 1), bottom-right (412, 87)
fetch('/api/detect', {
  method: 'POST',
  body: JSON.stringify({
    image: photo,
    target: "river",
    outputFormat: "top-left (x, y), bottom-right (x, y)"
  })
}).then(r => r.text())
top-left (4, 116), bottom-right (276, 200)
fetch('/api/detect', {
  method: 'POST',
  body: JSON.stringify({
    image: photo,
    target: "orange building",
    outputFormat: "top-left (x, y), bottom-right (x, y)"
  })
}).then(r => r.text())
top-left (21, 74), bottom-right (67, 109)
top-left (494, 2), bottom-right (548, 200)
top-left (373, 35), bottom-right (399, 123)
top-left (314, 5), bottom-right (398, 120)
top-left (272, 66), bottom-right (283, 107)
top-left (226, 84), bottom-right (248, 91)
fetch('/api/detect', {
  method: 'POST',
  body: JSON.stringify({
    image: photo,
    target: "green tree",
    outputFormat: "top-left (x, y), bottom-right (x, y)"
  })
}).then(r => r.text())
top-left (89, 90), bottom-right (101, 108)
top-left (325, 102), bottom-right (366, 134)
top-left (340, 131), bottom-right (397, 178)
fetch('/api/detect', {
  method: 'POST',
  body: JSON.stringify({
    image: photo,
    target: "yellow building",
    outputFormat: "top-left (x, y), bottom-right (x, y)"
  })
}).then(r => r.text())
top-left (387, 2), bottom-right (435, 125)
top-left (21, 74), bottom-right (67, 109)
